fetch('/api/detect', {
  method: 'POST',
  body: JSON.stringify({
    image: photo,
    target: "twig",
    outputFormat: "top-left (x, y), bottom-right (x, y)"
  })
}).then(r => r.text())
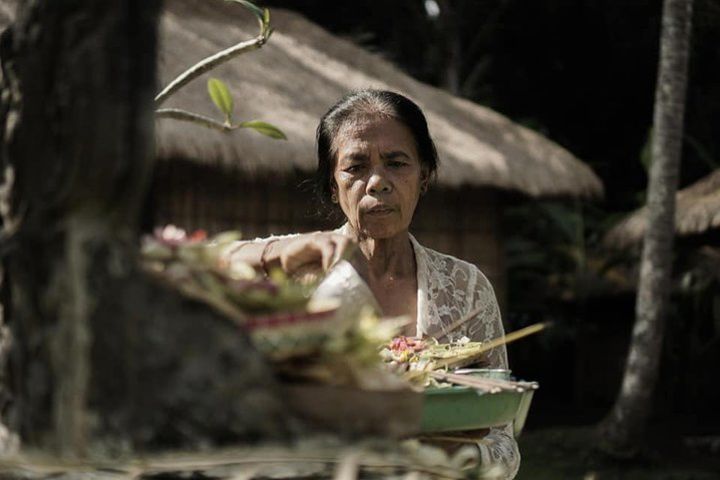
top-left (131, 452), bottom-right (466, 479)
top-left (156, 108), bottom-right (233, 132)
top-left (434, 322), bottom-right (549, 370)
top-left (415, 435), bottom-right (486, 444)
top-left (475, 322), bottom-right (548, 354)
top-left (430, 371), bottom-right (537, 393)
top-left (0, 444), bottom-right (468, 479)
top-left (431, 371), bottom-right (506, 393)
top-left (333, 453), bottom-right (360, 480)
top-left (435, 305), bottom-right (484, 341)
top-left (155, 34), bottom-right (267, 106)
top-left (404, 322), bottom-right (549, 384)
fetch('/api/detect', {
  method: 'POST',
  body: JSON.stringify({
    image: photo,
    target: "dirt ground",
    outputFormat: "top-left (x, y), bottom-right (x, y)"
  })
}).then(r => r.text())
top-left (516, 426), bottom-right (720, 480)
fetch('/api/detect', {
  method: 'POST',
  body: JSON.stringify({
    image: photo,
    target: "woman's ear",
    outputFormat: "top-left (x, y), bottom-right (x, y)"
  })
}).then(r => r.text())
top-left (420, 170), bottom-right (430, 195)
top-left (330, 181), bottom-right (339, 203)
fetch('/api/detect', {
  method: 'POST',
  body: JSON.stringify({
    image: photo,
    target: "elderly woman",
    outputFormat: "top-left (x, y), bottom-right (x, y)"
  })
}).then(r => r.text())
top-left (232, 90), bottom-right (520, 478)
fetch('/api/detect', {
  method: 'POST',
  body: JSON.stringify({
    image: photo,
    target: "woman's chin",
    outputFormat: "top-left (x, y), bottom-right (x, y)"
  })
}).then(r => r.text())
top-left (359, 219), bottom-right (405, 240)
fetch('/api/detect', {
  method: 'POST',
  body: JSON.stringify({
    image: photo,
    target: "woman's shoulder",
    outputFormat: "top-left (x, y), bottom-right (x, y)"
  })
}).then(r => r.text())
top-left (413, 237), bottom-right (495, 291)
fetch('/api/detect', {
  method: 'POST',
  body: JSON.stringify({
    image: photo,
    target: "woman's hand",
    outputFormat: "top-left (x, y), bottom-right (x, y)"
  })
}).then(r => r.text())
top-left (268, 232), bottom-right (356, 275)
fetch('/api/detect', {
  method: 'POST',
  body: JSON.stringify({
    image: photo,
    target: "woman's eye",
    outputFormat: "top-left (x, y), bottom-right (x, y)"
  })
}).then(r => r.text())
top-left (389, 161), bottom-right (406, 168)
top-left (344, 165), bottom-right (361, 173)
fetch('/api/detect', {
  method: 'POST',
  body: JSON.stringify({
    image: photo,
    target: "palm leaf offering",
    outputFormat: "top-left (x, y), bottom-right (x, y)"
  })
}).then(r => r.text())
top-left (141, 226), bottom-right (349, 361)
top-left (379, 327), bottom-right (544, 434)
top-left (141, 226), bottom-right (315, 321)
top-left (381, 336), bottom-right (489, 379)
top-left (140, 226), bottom-right (397, 364)
top-left (381, 323), bottom-right (548, 388)
top-left (140, 226), bottom-right (543, 435)
top-left (141, 226), bottom-right (546, 382)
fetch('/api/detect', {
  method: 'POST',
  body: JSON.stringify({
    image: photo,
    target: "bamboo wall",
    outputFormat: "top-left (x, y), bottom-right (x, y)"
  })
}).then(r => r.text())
top-left (150, 159), bottom-right (507, 310)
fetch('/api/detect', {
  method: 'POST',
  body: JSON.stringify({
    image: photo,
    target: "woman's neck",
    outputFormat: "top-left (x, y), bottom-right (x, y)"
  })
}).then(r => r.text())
top-left (346, 225), bottom-right (415, 280)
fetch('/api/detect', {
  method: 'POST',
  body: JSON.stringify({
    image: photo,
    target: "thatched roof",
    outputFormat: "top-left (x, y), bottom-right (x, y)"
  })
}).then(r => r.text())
top-left (0, 0), bottom-right (601, 197)
top-left (605, 169), bottom-right (720, 247)
top-left (153, 0), bottom-right (602, 198)
top-left (0, 1), bottom-right (14, 28)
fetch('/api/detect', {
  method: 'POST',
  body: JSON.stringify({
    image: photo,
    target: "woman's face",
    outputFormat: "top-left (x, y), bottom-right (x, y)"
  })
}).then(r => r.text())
top-left (332, 116), bottom-right (426, 240)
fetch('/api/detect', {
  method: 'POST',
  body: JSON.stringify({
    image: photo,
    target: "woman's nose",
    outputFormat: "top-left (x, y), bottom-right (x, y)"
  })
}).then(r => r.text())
top-left (367, 170), bottom-right (391, 194)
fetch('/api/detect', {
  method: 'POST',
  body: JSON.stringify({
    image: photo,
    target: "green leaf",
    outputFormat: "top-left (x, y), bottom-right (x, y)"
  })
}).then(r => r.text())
top-left (207, 78), bottom-right (234, 122)
top-left (263, 8), bottom-right (270, 26)
top-left (240, 120), bottom-right (287, 140)
top-left (227, 0), bottom-right (265, 22)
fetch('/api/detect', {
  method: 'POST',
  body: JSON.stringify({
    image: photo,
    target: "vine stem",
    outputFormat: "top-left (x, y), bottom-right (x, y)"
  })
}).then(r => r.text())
top-left (154, 2), bottom-right (269, 107)
top-left (156, 108), bottom-right (235, 132)
top-left (155, 35), bottom-right (266, 107)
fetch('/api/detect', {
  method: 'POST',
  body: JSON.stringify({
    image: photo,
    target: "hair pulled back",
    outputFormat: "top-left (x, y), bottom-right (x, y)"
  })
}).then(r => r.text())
top-left (314, 89), bottom-right (438, 208)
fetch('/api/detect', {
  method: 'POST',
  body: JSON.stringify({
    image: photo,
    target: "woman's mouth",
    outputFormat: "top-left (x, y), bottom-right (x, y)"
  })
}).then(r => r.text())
top-left (365, 205), bottom-right (395, 215)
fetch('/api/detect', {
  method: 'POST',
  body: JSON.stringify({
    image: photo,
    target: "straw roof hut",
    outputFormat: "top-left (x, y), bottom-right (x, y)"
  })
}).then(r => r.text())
top-left (605, 169), bottom-right (720, 248)
top-left (155, 0), bottom-right (601, 198)
top-left (0, 0), bottom-right (603, 309)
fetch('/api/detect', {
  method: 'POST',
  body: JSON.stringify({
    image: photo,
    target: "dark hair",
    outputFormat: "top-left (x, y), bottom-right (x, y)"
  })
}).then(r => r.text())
top-left (314, 89), bottom-right (439, 209)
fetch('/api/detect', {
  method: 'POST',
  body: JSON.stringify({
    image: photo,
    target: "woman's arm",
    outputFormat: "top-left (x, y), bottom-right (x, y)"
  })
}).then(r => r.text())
top-left (227, 231), bottom-right (355, 276)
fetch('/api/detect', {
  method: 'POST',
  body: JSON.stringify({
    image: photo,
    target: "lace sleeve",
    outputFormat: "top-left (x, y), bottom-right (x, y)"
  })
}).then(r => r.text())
top-left (465, 271), bottom-right (521, 480)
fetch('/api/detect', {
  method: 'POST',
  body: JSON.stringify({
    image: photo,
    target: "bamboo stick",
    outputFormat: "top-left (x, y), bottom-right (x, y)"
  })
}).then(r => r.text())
top-left (434, 305), bottom-right (485, 341)
top-left (434, 322), bottom-right (549, 370)
top-left (429, 371), bottom-right (536, 394)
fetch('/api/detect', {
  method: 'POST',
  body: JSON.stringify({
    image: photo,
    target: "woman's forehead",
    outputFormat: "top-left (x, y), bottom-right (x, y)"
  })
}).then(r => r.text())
top-left (334, 117), bottom-right (416, 151)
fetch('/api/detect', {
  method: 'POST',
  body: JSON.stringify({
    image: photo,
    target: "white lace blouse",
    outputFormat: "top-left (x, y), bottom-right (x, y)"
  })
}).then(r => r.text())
top-left (247, 228), bottom-right (521, 479)
top-left (311, 228), bottom-right (520, 479)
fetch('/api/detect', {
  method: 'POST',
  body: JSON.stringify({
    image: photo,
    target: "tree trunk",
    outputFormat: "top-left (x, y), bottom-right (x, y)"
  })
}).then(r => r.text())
top-left (598, 0), bottom-right (694, 455)
top-left (0, 0), bottom-right (290, 456)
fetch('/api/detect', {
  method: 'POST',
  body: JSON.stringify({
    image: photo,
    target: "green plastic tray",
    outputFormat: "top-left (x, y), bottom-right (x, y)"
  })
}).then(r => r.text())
top-left (420, 387), bottom-right (535, 436)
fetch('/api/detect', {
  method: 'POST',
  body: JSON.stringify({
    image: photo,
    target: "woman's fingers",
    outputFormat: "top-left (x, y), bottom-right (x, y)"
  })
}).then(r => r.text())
top-left (280, 233), bottom-right (354, 274)
top-left (280, 242), bottom-right (317, 273)
top-left (318, 237), bottom-right (336, 272)
top-left (278, 237), bottom-right (323, 273)
top-left (323, 234), bottom-right (355, 271)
